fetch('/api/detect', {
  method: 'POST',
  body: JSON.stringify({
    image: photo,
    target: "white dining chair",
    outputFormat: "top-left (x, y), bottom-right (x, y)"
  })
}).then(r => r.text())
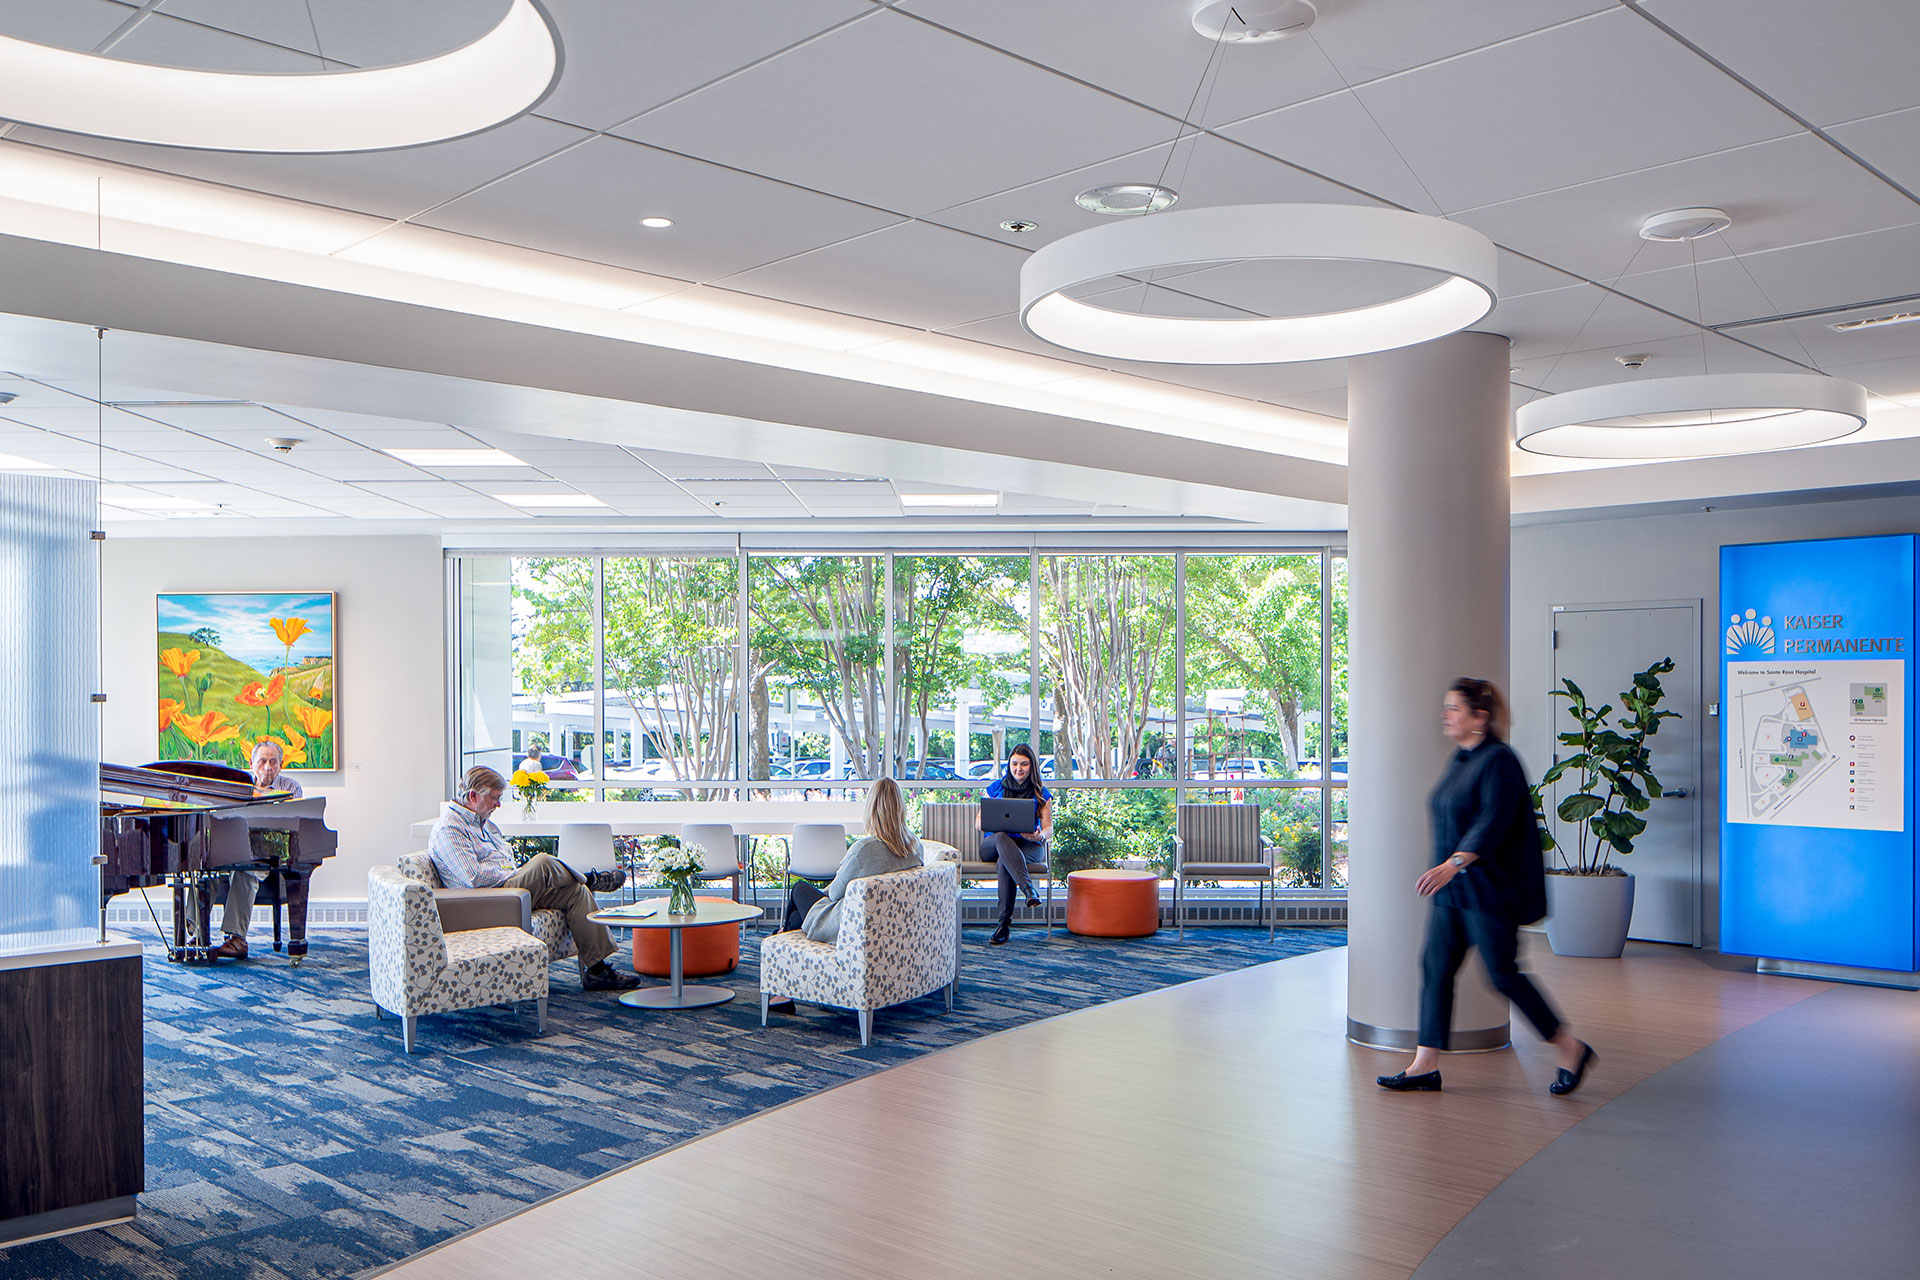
top-left (557, 822), bottom-right (616, 887)
top-left (680, 822), bottom-right (752, 921)
top-left (786, 823), bottom-right (848, 887)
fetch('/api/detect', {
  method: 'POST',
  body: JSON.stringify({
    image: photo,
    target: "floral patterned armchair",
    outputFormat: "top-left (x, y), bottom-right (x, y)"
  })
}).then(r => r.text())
top-left (758, 862), bottom-right (960, 1045)
top-left (368, 867), bottom-right (550, 1054)
top-left (396, 851), bottom-right (578, 964)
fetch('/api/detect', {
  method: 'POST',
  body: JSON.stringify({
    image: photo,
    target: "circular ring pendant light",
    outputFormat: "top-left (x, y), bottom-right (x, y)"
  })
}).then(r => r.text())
top-left (1018, 203), bottom-right (1499, 364)
top-left (0, 0), bottom-right (560, 153)
top-left (1514, 372), bottom-right (1868, 458)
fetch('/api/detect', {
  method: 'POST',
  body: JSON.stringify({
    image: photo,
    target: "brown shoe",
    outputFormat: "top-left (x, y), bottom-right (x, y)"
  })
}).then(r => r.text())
top-left (213, 935), bottom-right (249, 960)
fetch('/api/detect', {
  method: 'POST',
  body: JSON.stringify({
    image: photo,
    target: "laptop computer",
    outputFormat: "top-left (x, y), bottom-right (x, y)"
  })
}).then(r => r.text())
top-left (981, 797), bottom-right (1038, 834)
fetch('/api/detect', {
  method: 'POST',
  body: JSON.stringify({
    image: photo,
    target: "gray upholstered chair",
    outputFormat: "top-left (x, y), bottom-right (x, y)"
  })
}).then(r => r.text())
top-left (367, 867), bottom-right (549, 1054)
top-left (921, 801), bottom-right (1054, 929)
top-left (758, 862), bottom-right (960, 1045)
top-left (1174, 804), bottom-right (1278, 939)
top-left (395, 852), bottom-right (578, 964)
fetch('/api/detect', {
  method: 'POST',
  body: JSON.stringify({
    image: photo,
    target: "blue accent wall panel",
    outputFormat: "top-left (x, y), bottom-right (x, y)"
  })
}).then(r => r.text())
top-left (1720, 534), bottom-right (1917, 971)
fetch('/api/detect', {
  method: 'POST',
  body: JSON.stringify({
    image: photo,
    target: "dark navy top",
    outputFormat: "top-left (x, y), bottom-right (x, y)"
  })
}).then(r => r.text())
top-left (985, 777), bottom-right (1051, 833)
top-left (1428, 737), bottom-right (1548, 923)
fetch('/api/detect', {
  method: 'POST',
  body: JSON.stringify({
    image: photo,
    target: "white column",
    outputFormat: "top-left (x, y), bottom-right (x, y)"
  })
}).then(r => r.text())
top-left (1346, 330), bottom-right (1513, 1052)
top-left (956, 696), bottom-right (973, 775)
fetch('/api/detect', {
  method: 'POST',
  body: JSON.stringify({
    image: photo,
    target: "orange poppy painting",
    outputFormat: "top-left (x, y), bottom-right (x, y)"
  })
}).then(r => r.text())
top-left (156, 592), bottom-right (336, 770)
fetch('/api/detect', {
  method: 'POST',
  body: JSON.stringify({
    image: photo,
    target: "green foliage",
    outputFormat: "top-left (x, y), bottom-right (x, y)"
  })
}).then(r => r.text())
top-left (1531, 658), bottom-right (1682, 875)
top-left (1181, 555), bottom-right (1339, 770)
top-left (188, 626), bottom-right (221, 647)
top-left (507, 836), bottom-right (556, 867)
top-left (1049, 809), bottom-right (1119, 875)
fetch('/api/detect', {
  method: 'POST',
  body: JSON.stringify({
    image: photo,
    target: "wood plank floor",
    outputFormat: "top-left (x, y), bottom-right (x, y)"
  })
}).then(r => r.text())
top-left (378, 938), bottom-right (1832, 1280)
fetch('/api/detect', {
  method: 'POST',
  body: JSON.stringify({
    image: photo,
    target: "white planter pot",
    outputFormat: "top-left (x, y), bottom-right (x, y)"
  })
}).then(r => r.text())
top-left (1544, 872), bottom-right (1635, 958)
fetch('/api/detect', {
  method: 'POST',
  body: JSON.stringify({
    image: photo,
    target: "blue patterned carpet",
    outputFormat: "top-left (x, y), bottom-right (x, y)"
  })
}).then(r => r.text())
top-left (5, 922), bottom-right (1342, 1280)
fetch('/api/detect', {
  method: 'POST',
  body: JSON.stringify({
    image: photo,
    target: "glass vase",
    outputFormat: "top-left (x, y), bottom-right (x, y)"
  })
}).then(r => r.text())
top-left (520, 792), bottom-right (537, 819)
top-left (666, 876), bottom-right (697, 916)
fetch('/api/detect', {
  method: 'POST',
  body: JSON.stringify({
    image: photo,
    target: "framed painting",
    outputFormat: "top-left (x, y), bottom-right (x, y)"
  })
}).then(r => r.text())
top-left (156, 591), bottom-right (336, 772)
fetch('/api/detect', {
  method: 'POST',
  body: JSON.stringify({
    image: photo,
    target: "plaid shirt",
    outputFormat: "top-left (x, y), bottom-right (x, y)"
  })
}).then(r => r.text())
top-left (427, 801), bottom-right (514, 889)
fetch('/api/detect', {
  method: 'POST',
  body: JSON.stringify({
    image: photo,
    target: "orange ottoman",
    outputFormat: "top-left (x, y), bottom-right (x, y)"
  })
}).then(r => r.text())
top-left (1066, 869), bottom-right (1160, 938)
top-left (632, 896), bottom-right (741, 977)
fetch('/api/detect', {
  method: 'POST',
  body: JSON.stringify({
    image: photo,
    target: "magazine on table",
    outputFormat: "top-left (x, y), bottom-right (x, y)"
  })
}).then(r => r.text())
top-left (595, 900), bottom-right (662, 919)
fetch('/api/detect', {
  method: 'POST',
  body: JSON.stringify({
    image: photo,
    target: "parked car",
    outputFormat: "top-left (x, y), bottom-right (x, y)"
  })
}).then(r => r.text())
top-left (520, 753), bottom-right (578, 781)
top-left (1294, 758), bottom-right (1350, 781)
top-left (790, 759), bottom-right (833, 780)
top-left (900, 759), bottom-right (958, 780)
top-left (964, 760), bottom-right (999, 780)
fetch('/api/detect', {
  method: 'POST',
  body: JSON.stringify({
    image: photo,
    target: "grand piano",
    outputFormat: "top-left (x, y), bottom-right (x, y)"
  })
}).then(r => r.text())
top-left (100, 761), bottom-right (337, 963)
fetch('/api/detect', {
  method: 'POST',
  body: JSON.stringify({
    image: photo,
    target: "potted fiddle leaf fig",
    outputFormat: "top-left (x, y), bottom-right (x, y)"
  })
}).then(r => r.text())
top-left (1530, 658), bottom-right (1681, 957)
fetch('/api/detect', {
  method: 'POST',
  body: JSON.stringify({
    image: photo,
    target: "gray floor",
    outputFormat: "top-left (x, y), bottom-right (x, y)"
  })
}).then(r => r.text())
top-left (1415, 981), bottom-right (1920, 1279)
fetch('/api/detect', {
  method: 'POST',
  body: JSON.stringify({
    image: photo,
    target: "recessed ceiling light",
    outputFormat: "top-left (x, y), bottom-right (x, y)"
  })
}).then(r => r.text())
top-left (384, 448), bottom-right (528, 467)
top-left (1830, 311), bottom-right (1920, 333)
top-left (639, 217), bottom-right (674, 229)
top-left (1075, 183), bottom-right (1179, 216)
top-left (1000, 219), bottom-right (1039, 234)
top-left (495, 492), bottom-right (606, 508)
top-left (898, 492), bottom-right (999, 508)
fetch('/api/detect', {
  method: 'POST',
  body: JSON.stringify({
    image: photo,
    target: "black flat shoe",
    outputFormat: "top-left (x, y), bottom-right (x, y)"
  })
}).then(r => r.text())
top-left (1376, 1069), bottom-right (1443, 1092)
top-left (988, 920), bottom-right (1011, 945)
top-left (1550, 1042), bottom-right (1597, 1096)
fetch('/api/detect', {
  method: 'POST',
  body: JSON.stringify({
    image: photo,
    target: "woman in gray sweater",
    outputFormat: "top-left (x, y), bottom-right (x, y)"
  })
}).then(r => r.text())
top-left (766, 778), bottom-right (922, 1012)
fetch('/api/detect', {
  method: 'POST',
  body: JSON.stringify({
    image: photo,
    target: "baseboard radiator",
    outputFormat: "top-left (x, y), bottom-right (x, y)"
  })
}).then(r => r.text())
top-left (107, 894), bottom-right (1347, 931)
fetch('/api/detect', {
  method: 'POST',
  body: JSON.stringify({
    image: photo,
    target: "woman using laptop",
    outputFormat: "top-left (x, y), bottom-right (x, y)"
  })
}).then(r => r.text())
top-left (979, 742), bottom-right (1051, 945)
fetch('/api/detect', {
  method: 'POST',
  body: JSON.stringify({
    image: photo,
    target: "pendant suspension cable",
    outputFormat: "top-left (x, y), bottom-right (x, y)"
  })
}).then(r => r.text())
top-left (1525, 235), bottom-right (1653, 404)
top-left (1305, 30), bottom-right (1447, 218)
top-left (1715, 232), bottom-right (1827, 373)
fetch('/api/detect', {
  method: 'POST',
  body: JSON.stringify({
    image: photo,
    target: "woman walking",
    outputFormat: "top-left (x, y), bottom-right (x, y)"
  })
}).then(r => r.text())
top-left (1378, 677), bottom-right (1596, 1096)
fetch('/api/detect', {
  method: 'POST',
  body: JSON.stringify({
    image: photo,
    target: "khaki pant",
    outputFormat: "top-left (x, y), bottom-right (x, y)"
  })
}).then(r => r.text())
top-left (505, 853), bottom-right (616, 969)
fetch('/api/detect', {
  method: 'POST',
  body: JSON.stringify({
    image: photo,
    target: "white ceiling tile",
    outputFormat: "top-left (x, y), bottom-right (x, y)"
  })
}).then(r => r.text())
top-left (1509, 330), bottom-right (1804, 393)
top-left (1455, 134), bottom-right (1920, 285)
top-left (924, 133), bottom-right (1381, 253)
top-left (105, 11), bottom-right (322, 71)
top-left (1640, 0), bottom-right (1920, 128)
top-left (1349, 8), bottom-right (1800, 212)
top-left (4, 0), bottom-right (137, 50)
top-left (1828, 107), bottom-right (1920, 201)
top-left (614, 8), bottom-right (1173, 216)
top-left (630, 454), bottom-right (773, 479)
top-left (1219, 91), bottom-right (1450, 214)
top-left (897, 0), bottom-right (1347, 127)
top-left (533, 0), bottom-right (873, 131)
top-left (1489, 284), bottom-right (1702, 362)
top-left (1305, 0), bottom-right (1616, 85)
top-left (420, 136), bottom-right (903, 284)
top-left (303, 0), bottom-right (511, 67)
top-left (10, 113), bottom-right (594, 222)
top-left (1824, 353), bottom-right (1920, 400)
top-left (723, 221), bottom-right (1028, 330)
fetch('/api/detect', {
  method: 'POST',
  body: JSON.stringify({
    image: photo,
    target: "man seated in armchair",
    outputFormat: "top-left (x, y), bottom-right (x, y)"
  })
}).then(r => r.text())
top-left (428, 765), bottom-right (641, 992)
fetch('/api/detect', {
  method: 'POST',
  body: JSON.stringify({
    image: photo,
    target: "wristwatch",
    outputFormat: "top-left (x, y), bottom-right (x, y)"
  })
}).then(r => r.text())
top-left (1448, 853), bottom-right (1468, 869)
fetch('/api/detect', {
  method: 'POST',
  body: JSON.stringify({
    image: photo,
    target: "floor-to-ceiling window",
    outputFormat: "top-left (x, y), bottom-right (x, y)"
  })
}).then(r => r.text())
top-left (452, 540), bottom-right (1348, 898)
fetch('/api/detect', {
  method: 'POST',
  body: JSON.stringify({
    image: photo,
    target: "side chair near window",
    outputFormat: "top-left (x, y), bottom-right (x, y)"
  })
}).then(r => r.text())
top-left (920, 801), bottom-right (1055, 931)
top-left (758, 861), bottom-right (960, 1046)
top-left (557, 822), bottom-right (617, 889)
top-left (679, 822), bottom-right (754, 920)
top-left (367, 866), bottom-right (549, 1054)
top-left (395, 851), bottom-right (579, 964)
top-left (785, 823), bottom-right (849, 887)
top-left (1174, 803), bottom-right (1278, 939)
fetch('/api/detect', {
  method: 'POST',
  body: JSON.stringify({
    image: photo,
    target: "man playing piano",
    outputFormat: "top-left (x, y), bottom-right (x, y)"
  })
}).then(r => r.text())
top-left (212, 739), bottom-right (302, 960)
top-left (429, 765), bottom-right (642, 992)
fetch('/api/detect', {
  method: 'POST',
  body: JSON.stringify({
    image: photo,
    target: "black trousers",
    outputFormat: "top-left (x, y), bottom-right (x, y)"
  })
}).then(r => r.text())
top-left (782, 880), bottom-right (826, 933)
top-left (1419, 903), bottom-right (1561, 1050)
top-left (978, 833), bottom-right (1045, 919)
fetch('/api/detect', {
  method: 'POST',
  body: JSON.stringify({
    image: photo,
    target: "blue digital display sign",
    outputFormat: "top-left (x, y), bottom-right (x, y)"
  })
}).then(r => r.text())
top-left (1720, 534), bottom-right (1917, 971)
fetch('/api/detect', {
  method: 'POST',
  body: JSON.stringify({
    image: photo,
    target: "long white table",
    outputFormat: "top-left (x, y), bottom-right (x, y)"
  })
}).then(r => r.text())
top-left (410, 800), bottom-right (867, 841)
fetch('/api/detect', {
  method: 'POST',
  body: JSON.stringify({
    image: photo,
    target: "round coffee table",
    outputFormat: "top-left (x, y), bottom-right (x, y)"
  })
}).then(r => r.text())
top-left (589, 899), bottom-right (760, 1009)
